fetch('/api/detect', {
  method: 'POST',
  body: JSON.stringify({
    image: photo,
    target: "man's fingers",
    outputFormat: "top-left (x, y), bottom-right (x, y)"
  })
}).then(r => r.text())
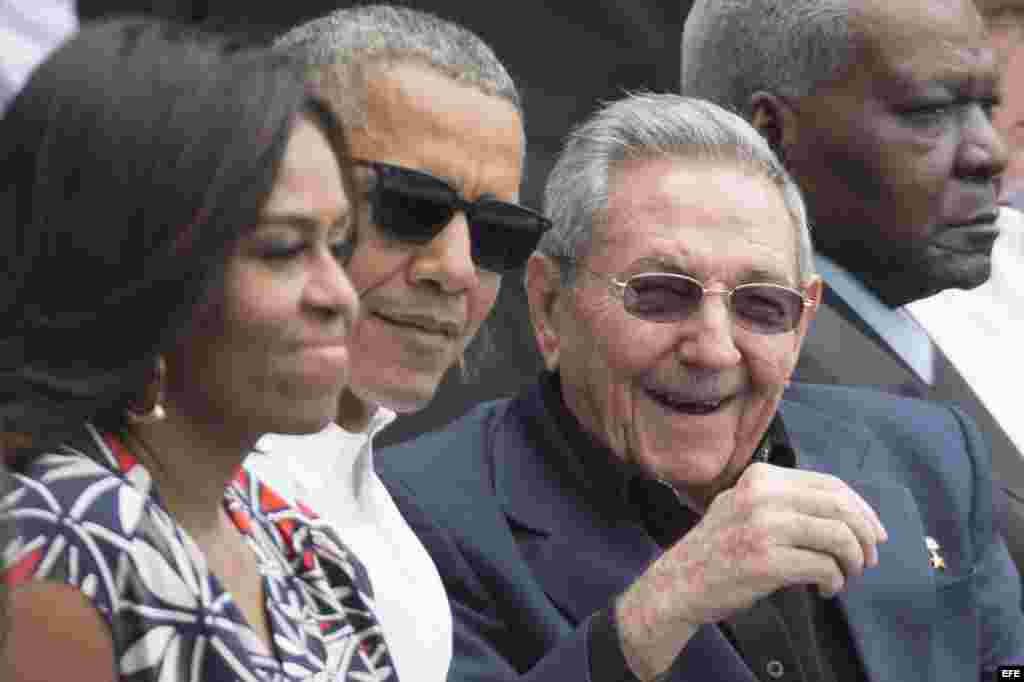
top-left (739, 464), bottom-right (886, 559)
top-left (784, 486), bottom-right (883, 567)
top-left (782, 514), bottom-right (870, 580)
top-left (779, 468), bottom-right (887, 542)
top-left (770, 546), bottom-right (847, 598)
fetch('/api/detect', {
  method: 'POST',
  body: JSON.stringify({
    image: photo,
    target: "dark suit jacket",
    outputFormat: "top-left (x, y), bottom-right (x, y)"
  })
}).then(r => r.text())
top-left (794, 288), bottom-right (1024, 568)
top-left (378, 381), bottom-right (1024, 682)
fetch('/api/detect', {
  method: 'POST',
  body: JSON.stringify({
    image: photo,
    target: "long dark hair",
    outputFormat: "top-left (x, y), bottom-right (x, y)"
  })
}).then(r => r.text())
top-left (0, 18), bottom-right (355, 453)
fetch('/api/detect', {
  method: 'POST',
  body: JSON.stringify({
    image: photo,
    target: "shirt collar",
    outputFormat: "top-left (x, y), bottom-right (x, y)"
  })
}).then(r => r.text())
top-left (358, 405), bottom-right (398, 441)
top-left (341, 405), bottom-right (396, 502)
top-left (250, 406), bottom-right (397, 500)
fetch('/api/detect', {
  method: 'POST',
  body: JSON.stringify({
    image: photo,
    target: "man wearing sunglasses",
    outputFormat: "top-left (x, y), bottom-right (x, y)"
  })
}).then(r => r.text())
top-left (378, 94), bottom-right (1024, 681)
top-left (245, 7), bottom-right (547, 682)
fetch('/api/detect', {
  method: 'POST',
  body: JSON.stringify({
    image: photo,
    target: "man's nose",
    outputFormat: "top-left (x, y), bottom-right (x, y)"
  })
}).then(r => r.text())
top-left (957, 104), bottom-right (1009, 182)
top-left (675, 291), bottom-right (743, 369)
top-left (408, 211), bottom-right (481, 293)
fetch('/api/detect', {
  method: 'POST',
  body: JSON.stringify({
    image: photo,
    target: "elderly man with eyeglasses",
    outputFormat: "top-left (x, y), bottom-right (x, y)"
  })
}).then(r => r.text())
top-left (377, 93), bottom-right (1024, 682)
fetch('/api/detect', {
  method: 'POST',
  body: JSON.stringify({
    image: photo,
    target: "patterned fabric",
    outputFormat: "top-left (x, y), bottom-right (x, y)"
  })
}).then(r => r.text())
top-left (249, 410), bottom-right (454, 682)
top-left (0, 424), bottom-right (398, 682)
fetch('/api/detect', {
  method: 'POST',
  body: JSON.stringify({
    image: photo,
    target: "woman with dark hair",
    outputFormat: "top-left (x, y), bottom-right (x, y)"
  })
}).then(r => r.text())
top-left (0, 18), bottom-right (396, 681)
top-left (0, 460), bottom-right (10, 654)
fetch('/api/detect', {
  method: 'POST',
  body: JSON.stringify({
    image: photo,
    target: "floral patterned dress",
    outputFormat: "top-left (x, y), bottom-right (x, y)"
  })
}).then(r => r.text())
top-left (0, 423), bottom-right (398, 681)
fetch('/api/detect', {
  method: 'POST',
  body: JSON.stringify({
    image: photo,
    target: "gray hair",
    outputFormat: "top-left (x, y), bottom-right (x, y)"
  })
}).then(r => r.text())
top-left (538, 93), bottom-right (815, 284)
top-left (275, 4), bottom-right (520, 128)
top-left (680, 0), bottom-right (856, 118)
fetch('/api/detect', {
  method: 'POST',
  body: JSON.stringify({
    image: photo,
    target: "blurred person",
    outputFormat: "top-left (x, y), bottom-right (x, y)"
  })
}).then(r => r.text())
top-left (681, 0), bottom-right (1024, 567)
top-left (0, 460), bottom-right (10, 653)
top-left (378, 93), bottom-right (1024, 682)
top-left (0, 0), bottom-right (76, 112)
top-left (978, 0), bottom-right (1024, 204)
top-left (0, 17), bottom-right (398, 681)
top-left (246, 7), bottom-right (546, 681)
top-left (904, 0), bottom-right (1024, 473)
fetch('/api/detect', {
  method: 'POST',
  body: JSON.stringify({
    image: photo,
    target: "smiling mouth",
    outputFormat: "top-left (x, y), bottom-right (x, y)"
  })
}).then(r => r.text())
top-left (373, 313), bottom-right (461, 341)
top-left (646, 387), bottom-right (731, 415)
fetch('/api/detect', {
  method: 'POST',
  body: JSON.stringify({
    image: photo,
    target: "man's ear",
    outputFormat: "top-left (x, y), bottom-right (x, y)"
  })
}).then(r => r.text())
top-left (783, 275), bottom-right (822, 382)
top-left (794, 275), bottom-right (823, 347)
top-left (525, 253), bottom-right (564, 371)
top-left (749, 91), bottom-right (797, 160)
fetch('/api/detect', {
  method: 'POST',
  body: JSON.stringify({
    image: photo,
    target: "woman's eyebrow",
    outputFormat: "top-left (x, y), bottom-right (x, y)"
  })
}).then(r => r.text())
top-left (258, 213), bottom-right (320, 230)
top-left (259, 212), bottom-right (352, 234)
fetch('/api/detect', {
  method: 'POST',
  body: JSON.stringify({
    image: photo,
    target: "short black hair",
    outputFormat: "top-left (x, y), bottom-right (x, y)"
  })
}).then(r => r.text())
top-left (0, 17), bottom-right (354, 451)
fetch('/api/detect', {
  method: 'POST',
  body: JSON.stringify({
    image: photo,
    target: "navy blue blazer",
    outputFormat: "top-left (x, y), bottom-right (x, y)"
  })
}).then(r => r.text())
top-left (378, 381), bottom-right (1024, 681)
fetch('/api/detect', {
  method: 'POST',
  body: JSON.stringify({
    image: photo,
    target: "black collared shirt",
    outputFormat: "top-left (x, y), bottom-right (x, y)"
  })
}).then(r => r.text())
top-left (533, 372), bottom-right (866, 682)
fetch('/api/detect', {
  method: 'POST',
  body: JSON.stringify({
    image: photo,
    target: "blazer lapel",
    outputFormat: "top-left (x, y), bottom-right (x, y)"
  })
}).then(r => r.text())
top-left (781, 399), bottom-right (936, 682)
top-left (494, 387), bottom-right (757, 681)
top-left (494, 386), bottom-right (659, 622)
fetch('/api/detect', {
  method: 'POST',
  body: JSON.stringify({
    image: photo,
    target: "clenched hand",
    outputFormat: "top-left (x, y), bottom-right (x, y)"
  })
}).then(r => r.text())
top-left (615, 463), bottom-right (887, 680)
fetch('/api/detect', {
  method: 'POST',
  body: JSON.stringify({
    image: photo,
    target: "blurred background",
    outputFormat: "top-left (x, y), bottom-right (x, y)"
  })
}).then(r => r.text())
top-left (79, 0), bottom-right (694, 445)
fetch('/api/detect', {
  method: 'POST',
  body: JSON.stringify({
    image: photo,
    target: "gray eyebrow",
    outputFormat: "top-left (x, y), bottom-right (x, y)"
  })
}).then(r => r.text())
top-left (627, 255), bottom-right (795, 287)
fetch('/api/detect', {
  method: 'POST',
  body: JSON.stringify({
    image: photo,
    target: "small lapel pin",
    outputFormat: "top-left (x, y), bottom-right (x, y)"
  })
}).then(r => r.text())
top-left (753, 438), bottom-right (772, 463)
top-left (925, 536), bottom-right (946, 571)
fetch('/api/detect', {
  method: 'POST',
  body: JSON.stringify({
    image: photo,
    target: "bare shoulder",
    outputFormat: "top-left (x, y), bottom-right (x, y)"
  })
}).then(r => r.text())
top-left (0, 582), bottom-right (116, 682)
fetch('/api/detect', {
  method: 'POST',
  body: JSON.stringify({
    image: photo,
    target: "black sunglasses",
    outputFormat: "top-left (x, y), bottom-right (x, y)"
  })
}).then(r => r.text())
top-left (354, 159), bottom-right (552, 272)
top-left (581, 268), bottom-right (814, 335)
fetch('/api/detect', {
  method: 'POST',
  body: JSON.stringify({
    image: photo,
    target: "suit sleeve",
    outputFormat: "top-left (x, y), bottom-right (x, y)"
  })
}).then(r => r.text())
top-left (949, 405), bottom-right (1024, 670)
top-left (382, 471), bottom-right (759, 682)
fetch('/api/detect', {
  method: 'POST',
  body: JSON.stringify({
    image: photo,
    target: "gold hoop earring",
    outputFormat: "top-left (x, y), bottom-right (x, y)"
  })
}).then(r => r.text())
top-left (125, 356), bottom-right (167, 424)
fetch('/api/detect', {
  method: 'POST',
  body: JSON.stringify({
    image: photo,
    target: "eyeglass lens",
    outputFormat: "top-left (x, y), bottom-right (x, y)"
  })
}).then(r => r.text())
top-left (365, 161), bottom-right (550, 272)
top-left (622, 273), bottom-right (804, 334)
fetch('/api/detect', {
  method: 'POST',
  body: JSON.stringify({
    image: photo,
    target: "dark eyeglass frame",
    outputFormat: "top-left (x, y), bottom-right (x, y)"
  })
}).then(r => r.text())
top-left (353, 159), bottom-right (551, 273)
top-left (577, 265), bottom-right (815, 335)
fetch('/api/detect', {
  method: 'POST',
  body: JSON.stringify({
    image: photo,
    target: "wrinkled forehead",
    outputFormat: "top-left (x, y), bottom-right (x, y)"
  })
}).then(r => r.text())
top-left (597, 159), bottom-right (801, 284)
top-left (346, 61), bottom-right (525, 194)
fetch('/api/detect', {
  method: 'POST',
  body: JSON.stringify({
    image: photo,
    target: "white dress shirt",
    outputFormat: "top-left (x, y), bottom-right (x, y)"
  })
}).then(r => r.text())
top-left (908, 207), bottom-right (1024, 454)
top-left (0, 0), bottom-right (77, 113)
top-left (247, 409), bottom-right (453, 682)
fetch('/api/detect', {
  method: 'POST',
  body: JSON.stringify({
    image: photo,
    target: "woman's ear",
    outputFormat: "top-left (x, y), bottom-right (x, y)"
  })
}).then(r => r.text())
top-left (792, 275), bottom-right (823, 353)
top-left (525, 253), bottom-right (564, 371)
top-left (124, 355), bottom-right (167, 425)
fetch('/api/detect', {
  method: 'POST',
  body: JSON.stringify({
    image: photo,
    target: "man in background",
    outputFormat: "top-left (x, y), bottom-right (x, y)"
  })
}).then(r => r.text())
top-left (978, 0), bottom-right (1024, 205)
top-left (682, 0), bottom-right (1024, 566)
top-left (904, 0), bottom-right (1024, 552)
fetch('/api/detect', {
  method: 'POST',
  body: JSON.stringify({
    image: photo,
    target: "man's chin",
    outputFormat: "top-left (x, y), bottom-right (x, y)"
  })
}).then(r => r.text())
top-left (949, 261), bottom-right (993, 292)
top-left (355, 376), bottom-right (439, 416)
top-left (919, 254), bottom-right (993, 296)
top-left (633, 417), bottom-right (738, 480)
top-left (654, 456), bottom-right (738, 511)
top-left (859, 254), bottom-right (992, 305)
top-left (263, 410), bottom-right (336, 437)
